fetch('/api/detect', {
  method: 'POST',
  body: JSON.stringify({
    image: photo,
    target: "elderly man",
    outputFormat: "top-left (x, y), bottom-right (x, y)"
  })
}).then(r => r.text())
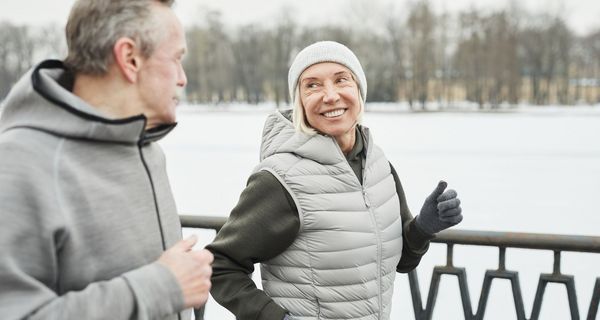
top-left (0, 1), bottom-right (212, 319)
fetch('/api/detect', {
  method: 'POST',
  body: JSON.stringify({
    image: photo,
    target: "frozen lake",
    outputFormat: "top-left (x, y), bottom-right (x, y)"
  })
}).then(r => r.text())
top-left (160, 106), bottom-right (600, 320)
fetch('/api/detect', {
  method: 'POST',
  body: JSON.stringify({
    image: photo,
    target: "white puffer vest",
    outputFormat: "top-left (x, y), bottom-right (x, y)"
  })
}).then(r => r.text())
top-left (255, 111), bottom-right (403, 320)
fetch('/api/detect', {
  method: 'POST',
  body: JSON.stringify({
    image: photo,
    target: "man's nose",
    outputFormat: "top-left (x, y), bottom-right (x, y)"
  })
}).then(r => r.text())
top-left (177, 65), bottom-right (187, 87)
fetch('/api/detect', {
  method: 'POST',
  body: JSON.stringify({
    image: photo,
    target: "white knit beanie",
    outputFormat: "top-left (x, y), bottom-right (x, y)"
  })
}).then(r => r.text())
top-left (288, 41), bottom-right (367, 105)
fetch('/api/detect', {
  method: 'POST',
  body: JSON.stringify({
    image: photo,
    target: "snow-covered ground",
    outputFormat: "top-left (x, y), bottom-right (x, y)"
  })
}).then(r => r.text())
top-left (160, 105), bottom-right (600, 320)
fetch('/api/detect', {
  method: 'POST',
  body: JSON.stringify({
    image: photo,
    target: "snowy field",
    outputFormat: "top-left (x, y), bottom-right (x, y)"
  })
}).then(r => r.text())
top-left (160, 105), bottom-right (600, 320)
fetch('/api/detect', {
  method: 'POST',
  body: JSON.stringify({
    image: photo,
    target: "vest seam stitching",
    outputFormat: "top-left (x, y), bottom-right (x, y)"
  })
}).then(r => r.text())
top-left (256, 167), bottom-right (304, 232)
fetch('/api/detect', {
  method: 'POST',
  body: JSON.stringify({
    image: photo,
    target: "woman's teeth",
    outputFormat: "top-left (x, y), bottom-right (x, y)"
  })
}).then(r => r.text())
top-left (323, 109), bottom-right (345, 118)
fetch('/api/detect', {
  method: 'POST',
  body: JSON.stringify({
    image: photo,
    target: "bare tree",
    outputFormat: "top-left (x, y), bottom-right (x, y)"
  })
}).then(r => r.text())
top-left (184, 11), bottom-right (235, 104)
top-left (406, 0), bottom-right (437, 110)
top-left (232, 24), bottom-right (268, 104)
top-left (549, 18), bottom-right (573, 105)
top-left (384, 12), bottom-right (407, 102)
top-left (454, 9), bottom-right (487, 108)
top-left (485, 11), bottom-right (520, 108)
top-left (183, 26), bottom-right (208, 103)
top-left (585, 29), bottom-right (600, 103)
top-left (266, 11), bottom-right (296, 107)
top-left (519, 13), bottom-right (573, 105)
top-left (0, 23), bottom-right (36, 99)
top-left (434, 9), bottom-right (453, 108)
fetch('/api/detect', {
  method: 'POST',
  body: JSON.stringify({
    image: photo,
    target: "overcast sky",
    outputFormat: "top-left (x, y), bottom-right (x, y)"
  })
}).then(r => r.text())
top-left (1, 0), bottom-right (599, 35)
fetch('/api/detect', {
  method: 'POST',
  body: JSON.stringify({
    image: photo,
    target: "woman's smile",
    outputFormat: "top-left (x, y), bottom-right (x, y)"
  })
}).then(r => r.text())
top-left (322, 108), bottom-right (347, 118)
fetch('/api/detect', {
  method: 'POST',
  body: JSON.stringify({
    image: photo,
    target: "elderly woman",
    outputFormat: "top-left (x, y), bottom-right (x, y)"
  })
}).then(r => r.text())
top-left (207, 41), bottom-right (463, 320)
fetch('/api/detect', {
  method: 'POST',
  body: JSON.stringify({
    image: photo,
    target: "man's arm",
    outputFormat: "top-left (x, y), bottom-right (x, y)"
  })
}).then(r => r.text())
top-left (207, 170), bottom-right (300, 320)
top-left (0, 142), bottom-right (211, 319)
top-left (0, 238), bottom-right (199, 320)
top-left (389, 163), bottom-right (435, 273)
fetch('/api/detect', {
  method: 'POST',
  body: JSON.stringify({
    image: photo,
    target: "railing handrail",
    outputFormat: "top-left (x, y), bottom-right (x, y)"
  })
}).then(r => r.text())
top-left (181, 214), bottom-right (600, 320)
top-left (180, 215), bottom-right (226, 233)
top-left (180, 214), bottom-right (600, 253)
top-left (435, 229), bottom-right (600, 253)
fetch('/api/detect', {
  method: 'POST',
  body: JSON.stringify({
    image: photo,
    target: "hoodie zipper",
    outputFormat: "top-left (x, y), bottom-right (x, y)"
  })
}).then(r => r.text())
top-left (138, 142), bottom-right (167, 251)
top-left (139, 141), bottom-right (183, 320)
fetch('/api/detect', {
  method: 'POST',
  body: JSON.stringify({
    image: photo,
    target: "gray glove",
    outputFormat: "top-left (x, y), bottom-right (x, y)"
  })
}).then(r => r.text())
top-left (415, 180), bottom-right (463, 235)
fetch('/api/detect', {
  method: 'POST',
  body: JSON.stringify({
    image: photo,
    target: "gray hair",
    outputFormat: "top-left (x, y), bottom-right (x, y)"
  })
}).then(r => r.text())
top-left (64, 0), bottom-right (175, 75)
top-left (292, 74), bottom-right (365, 136)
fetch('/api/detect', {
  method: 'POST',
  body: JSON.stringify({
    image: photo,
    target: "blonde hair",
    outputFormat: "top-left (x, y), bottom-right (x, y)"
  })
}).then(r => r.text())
top-left (292, 74), bottom-right (364, 136)
top-left (292, 87), bottom-right (318, 136)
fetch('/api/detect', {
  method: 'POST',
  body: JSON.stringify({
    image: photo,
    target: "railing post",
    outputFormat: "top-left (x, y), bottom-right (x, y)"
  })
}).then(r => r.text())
top-left (530, 250), bottom-right (579, 320)
top-left (194, 305), bottom-right (205, 320)
top-left (498, 246), bottom-right (506, 271)
top-left (447, 243), bottom-right (454, 267)
top-left (422, 243), bottom-right (474, 319)
top-left (474, 247), bottom-right (526, 320)
top-left (588, 278), bottom-right (600, 320)
top-left (553, 250), bottom-right (561, 275)
top-left (408, 270), bottom-right (426, 320)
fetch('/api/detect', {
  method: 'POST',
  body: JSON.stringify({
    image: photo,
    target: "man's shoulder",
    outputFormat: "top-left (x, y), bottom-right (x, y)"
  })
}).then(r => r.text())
top-left (0, 128), bottom-right (62, 166)
top-left (0, 129), bottom-right (61, 202)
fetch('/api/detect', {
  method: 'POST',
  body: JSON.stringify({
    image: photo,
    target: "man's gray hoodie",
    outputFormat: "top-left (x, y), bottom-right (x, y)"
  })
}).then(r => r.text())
top-left (0, 60), bottom-right (188, 320)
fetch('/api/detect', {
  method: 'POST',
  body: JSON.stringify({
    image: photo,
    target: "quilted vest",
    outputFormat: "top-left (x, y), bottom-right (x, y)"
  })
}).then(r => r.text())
top-left (255, 111), bottom-right (403, 320)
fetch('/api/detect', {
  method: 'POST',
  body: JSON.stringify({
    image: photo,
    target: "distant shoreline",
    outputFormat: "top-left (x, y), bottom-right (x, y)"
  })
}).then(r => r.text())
top-left (175, 103), bottom-right (600, 116)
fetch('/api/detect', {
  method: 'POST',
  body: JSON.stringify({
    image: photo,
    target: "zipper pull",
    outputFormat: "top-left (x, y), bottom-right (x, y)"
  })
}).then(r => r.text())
top-left (363, 190), bottom-right (371, 208)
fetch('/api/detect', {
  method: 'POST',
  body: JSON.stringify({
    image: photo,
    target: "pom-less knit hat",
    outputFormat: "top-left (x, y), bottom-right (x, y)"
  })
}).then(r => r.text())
top-left (288, 41), bottom-right (367, 105)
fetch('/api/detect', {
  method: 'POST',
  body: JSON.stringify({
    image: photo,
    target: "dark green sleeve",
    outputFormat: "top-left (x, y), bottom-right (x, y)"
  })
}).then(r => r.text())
top-left (206, 170), bottom-right (299, 320)
top-left (389, 162), bottom-right (435, 273)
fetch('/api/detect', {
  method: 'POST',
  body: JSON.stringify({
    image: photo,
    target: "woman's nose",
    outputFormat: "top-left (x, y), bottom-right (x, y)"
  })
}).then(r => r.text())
top-left (322, 82), bottom-right (340, 104)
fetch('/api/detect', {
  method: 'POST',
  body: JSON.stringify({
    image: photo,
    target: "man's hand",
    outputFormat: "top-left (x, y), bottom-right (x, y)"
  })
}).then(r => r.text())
top-left (415, 180), bottom-right (463, 235)
top-left (158, 235), bottom-right (213, 308)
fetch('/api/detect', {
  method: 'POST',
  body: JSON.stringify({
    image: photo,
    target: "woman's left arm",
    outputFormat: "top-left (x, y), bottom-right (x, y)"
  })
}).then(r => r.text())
top-left (389, 163), bottom-right (435, 273)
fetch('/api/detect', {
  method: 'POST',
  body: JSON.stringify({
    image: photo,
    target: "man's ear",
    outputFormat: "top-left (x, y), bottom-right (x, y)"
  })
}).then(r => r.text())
top-left (113, 37), bottom-right (141, 83)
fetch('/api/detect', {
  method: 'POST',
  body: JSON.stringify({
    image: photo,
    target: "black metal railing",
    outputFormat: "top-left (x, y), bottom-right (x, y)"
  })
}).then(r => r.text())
top-left (180, 215), bottom-right (600, 320)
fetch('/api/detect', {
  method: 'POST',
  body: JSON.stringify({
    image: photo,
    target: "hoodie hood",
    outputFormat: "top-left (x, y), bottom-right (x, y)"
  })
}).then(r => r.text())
top-left (0, 60), bottom-right (174, 144)
top-left (259, 109), bottom-right (372, 166)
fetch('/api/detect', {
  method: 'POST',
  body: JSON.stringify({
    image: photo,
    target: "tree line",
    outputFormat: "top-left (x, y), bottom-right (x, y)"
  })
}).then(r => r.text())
top-left (1, 2), bottom-right (600, 109)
